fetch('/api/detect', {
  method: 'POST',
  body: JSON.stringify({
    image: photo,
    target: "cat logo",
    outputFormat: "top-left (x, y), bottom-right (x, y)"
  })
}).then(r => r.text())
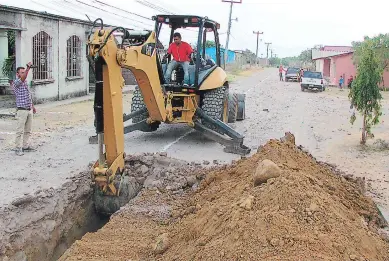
top-left (142, 43), bottom-right (156, 57)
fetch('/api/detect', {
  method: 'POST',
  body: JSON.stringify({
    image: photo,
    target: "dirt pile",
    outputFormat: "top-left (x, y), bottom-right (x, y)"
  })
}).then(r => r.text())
top-left (123, 152), bottom-right (211, 192)
top-left (60, 133), bottom-right (389, 261)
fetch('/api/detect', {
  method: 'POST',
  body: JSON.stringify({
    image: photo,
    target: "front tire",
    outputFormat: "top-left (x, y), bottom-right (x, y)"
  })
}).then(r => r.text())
top-left (131, 86), bottom-right (160, 132)
top-left (201, 86), bottom-right (229, 133)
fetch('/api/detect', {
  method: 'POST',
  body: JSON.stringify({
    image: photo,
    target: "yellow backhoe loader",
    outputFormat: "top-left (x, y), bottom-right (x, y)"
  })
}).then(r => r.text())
top-left (88, 15), bottom-right (250, 214)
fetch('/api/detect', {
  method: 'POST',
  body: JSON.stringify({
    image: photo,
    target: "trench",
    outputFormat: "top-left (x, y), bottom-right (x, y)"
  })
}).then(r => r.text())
top-left (2, 154), bottom-right (199, 261)
top-left (49, 195), bottom-right (110, 261)
top-left (0, 171), bottom-right (113, 261)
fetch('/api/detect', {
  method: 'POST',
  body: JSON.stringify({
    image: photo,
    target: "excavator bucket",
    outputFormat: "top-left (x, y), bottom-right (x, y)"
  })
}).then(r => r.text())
top-left (93, 176), bottom-right (142, 216)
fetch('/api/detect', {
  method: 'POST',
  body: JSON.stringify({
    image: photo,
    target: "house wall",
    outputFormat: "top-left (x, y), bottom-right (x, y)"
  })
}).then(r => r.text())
top-left (0, 9), bottom-right (90, 103)
top-left (58, 20), bottom-right (89, 100)
top-left (328, 53), bottom-right (389, 88)
top-left (315, 59), bottom-right (324, 73)
top-left (205, 47), bottom-right (235, 64)
top-left (332, 54), bottom-right (356, 85)
top-left (323, 59), bottom-right (330, 77)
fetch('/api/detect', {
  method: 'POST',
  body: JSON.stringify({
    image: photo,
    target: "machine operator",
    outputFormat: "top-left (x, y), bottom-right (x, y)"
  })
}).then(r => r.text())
top-left (164, 32), bottom-right (194, 86)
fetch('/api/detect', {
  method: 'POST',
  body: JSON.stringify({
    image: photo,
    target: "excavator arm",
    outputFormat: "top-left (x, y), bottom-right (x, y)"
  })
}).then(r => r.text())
top-left (88, 26), bottom-right (166, 197)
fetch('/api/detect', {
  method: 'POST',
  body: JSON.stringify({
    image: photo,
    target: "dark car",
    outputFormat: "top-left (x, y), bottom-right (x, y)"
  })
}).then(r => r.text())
top-left (285, 67), bottom-right (300, 82)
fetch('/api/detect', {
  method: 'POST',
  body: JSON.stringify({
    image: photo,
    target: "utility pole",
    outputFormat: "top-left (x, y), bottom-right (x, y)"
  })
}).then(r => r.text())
top-left (253, 31), bottom-right (263, 65)
top-left (265, 42), bottom-right (272, 59)
top-left (271, 49), bottom-right (273, 58)
top-left (222, 0), bottom-right (241, 69)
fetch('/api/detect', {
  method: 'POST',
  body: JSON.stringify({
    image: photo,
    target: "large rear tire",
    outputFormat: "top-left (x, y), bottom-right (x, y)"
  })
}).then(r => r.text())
top-left (131, 86), bottom-right (160, 132)
top-left (236, 93), bottom-right (246, 121)
top-left (228, 93), bottom-right (238, 123)
top-left (201, 86), bottom-right (228, 133)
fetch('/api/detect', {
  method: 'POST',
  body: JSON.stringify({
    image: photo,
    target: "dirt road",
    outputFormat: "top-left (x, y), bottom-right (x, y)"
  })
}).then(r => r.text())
top-left (1, 68), bottom-right (389, 218)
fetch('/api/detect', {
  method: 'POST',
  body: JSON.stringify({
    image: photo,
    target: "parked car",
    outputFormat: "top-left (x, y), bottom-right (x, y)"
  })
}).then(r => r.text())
top-left (285, 67), bottom-right (300, 82)
top-left (301, 71), bottom-right (325, 92)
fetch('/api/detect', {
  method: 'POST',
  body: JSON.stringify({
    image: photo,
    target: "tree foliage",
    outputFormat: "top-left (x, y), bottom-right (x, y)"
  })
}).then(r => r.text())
top-left (205, 40), bottom-right (216, 48)
top-left (349, 40), bottom-right (383, 144)
top-left (352, 34), bottom-right (389, 71)
top-left (2, 30), bottom-right (16, 78)
top-left (281, 56), bottom-right (300, 67)
top-left (298, 48), bottom-right (312, 63)
top-left (269, 57), bottom-right (281, 66)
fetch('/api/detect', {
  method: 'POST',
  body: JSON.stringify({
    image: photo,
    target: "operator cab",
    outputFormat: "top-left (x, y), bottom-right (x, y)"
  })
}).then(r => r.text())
top-left (153, 15), bottom-right (222, 93)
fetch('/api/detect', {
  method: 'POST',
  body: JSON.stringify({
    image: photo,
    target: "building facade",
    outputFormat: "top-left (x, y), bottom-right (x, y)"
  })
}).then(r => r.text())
top-left (312, 45), bottom-right (389, 87)
top-left (0, 5), bottom-right (94, 103)
top-left (0, 5), bottom-right (139, 104)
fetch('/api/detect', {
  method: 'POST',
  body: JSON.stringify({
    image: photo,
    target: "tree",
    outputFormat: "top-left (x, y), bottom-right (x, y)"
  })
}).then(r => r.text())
top-left (352, 34), bottom-right (389, 71)
top-left (269, 57), bottom-right (281, 66)
top-left (280, 56), bottom-right (300, 67)
top-left (2, 30), bottom-right (15, 78)
top-left (205, 40), bottom-right (216, 48)
top-left (299, 48), bottom-right (312, 63)
top-left (349, 40), bottom-right (383, 145)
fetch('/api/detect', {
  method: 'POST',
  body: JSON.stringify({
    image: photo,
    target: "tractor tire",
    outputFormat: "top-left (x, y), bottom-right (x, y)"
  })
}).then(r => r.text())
top-left (131, 86), bottom-right (160, 132)
top-left (236, 93), bottom-right (246, 121)
top-left (228, 93), bottom-right (238, 123)
top-left (201, 86), bottom-right (228, 133)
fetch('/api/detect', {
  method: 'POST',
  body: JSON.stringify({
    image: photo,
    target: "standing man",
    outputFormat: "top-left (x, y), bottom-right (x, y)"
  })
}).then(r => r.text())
top-left (164, 32), bottom-right (193, 86)
top-left (13, 62), bottom-right (36, 156)
top-left (299, 68), bottom-right (304, 82)
top-left (278, 64), bottom-right (286, 81)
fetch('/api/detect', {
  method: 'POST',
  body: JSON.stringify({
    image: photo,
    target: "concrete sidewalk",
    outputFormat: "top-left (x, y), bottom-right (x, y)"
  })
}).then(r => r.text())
top-left (0, 85), bottom-right (136, 117)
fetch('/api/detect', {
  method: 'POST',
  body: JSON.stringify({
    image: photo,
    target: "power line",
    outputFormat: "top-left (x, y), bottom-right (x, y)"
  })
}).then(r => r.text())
top-left (135, 0), bottom-right (175, 15)
top-left (72, 0), bottom-right (152, 29)
top-left (30, 0), bottom-right (69, 16)
top-left (93, 0), bottom-right (196, 34)
top-left (58, 0), bottom-right (147, 30)
top-left (93, 0), bottom-right (152, 21)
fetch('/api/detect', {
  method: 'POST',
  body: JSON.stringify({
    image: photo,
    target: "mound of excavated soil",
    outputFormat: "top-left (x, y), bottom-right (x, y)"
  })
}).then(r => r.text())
top-left (60, 133), bottom-right (389, 261)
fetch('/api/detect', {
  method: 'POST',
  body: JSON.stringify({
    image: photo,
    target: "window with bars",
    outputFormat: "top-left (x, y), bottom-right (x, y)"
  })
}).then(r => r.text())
top-left (67, 35), bottom-right (82, 78)
top-left (32, 31), bottom-right (53, 81)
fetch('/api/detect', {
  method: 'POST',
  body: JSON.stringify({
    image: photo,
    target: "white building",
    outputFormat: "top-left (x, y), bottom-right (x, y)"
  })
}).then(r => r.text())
top-left (0, 5), bottom-right (95, 103)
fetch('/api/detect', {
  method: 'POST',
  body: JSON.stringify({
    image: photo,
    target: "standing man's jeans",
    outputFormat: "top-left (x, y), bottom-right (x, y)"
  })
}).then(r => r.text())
top-left (164, 60), bottom-right (190, 85)
top-left (15, 108), bottom-right (33, 149)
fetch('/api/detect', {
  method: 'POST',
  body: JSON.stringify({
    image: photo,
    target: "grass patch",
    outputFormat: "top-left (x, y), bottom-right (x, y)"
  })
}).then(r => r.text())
top-left (226, 67), bottom-right (262, 82)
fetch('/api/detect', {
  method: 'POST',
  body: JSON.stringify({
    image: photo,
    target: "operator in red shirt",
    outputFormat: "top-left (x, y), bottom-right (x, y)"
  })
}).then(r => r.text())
top-left (164, 32), bottom-right (193, 86)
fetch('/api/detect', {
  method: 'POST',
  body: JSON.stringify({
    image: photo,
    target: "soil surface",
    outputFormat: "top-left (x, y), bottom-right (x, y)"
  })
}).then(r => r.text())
top-left (59, 133), bottom-right (389, 261)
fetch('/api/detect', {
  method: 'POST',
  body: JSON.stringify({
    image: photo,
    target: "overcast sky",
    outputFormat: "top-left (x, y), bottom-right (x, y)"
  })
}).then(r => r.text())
top-left (1, 0), bottom-right (388, 57)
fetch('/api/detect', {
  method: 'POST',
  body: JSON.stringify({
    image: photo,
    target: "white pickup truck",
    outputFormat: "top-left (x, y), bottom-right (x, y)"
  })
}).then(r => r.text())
top-left (301, 71), bottom-right (325, 92)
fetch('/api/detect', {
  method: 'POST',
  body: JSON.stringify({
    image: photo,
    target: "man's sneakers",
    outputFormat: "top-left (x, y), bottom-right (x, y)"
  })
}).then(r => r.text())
top-left (23, 146), bottom-right (36, 152)
top-left (15, 148), bottom-right (24, 156)
top-left (15, 146), bottom-right (36, 156)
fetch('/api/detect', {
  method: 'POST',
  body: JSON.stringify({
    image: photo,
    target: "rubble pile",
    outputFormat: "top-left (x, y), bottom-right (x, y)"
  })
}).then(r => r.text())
top-left (60, 133), bottom-right (389, 261)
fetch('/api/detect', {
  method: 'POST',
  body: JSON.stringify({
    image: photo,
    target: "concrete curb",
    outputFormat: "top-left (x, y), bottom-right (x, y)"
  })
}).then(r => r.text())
top-left (0, 113), bottom-right (15, 118)
top-left (0, 88), bottom-right (134, 118)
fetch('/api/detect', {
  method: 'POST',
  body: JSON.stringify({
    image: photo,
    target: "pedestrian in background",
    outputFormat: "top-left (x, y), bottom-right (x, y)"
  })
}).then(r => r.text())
top-left (13, 62), bottom-right (36, 156)
top-left (339, 75), bottom-right (344, 90)
top-left (347, 75), bottom-right (354, 89)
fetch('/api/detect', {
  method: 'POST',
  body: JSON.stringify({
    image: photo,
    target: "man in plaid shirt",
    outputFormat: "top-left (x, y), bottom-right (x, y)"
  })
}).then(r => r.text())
top-left (13, 62), bottom-right (36, 156)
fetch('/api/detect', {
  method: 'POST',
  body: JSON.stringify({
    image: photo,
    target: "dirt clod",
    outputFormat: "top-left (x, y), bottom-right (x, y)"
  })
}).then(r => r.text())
top-left (253, 159), bottom-right (281, 186)
top-left (153, 233), bottom-right (170, 254)
top-left (239, 195), bottom-right (254, 210)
